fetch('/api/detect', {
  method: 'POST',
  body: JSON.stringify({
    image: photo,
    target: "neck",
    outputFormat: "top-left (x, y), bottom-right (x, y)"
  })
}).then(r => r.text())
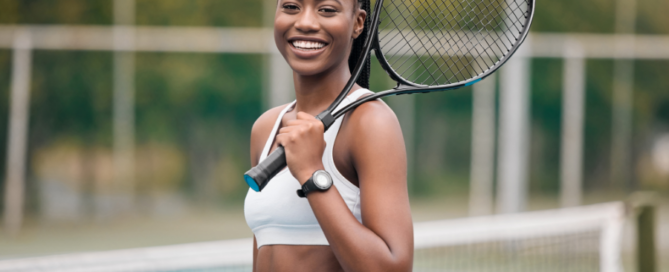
top-left (292, 61), bottom-right (355, 116)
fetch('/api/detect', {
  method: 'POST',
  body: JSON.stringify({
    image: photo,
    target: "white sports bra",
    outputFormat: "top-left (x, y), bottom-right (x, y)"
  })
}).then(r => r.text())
top-left (244, 88), bottom-right (373, 248)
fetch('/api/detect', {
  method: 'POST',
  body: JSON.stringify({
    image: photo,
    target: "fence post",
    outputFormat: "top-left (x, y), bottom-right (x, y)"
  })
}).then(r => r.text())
top-left (611, 0), bottom-right (637, 189)
top-left (630, 191), bottom-right (657, 272)
top-left (560, 40), bottom-right (585, 207)
top-left (469, 74), bottom-right (496, 216)
top-left (112, 0), bottom-right (136, 216)
top-left (3, 29), bottom-right (32, 237)
top-left (637, 204), bottom-right (656, 272)
top-left (496, 41), bottom-right (531, 214)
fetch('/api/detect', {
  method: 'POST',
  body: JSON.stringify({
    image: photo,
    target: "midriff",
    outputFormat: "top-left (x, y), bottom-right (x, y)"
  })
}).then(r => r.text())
top-left (255, 245), bottom-right (344, 272)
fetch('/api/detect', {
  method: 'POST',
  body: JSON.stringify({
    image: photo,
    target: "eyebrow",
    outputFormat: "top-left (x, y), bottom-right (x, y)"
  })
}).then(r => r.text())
top-left (291, 0), bottom-right (344, 4)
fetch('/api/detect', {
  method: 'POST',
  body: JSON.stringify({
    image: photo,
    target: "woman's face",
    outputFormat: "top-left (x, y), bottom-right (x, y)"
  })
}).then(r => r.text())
top-left (274, 0), bottom-right (366, 76)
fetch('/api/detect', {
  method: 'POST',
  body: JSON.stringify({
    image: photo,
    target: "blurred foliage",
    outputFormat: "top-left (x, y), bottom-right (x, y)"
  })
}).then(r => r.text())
top-left (0, 0), bottom-right (264, 27)
top-left (581, 60), bottom-right (615, 191)
top-left (25, 51), bottom-right (114, 214)
top-left (531, 0), bottom-right (669, 34)
top-left (136, 0), bottom-right (263, 27)
top-left (412, 89), bottom-right (474, 196)
top-left (529, 59), bottom-right (563, 194)
top-left (635, 0), bottom-right (669, 34)
top-left (0, 0), bottom-right (111, 25)
top-left (30, 51), bottom-right (113, 145)
top-left (0, 0), bottom-right (668, 219)
top-left (531, 0), bottom-right (616, 33)
top-left (134, 52), bottom-right (262, 202)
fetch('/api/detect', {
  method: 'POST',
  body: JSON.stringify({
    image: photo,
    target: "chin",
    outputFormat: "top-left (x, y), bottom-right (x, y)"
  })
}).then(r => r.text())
top-left (288, 61), bottom-right (329, 77)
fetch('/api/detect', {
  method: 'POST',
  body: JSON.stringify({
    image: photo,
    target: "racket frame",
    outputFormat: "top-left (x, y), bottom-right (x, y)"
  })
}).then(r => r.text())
top-left (334, 0), bottom-right (536, 119)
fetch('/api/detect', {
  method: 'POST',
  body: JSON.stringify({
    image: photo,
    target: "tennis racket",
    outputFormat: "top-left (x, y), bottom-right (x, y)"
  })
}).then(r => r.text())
top-left (245, 0), bottom-right (536, 192)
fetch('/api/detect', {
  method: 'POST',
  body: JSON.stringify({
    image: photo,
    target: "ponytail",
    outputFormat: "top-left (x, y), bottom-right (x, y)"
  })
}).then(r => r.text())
top-left (347, 0), bottom-right (371, 89)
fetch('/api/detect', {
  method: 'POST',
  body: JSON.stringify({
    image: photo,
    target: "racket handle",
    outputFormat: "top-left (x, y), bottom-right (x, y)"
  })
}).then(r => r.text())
top-left (244, 146), bottom-right (287, 192)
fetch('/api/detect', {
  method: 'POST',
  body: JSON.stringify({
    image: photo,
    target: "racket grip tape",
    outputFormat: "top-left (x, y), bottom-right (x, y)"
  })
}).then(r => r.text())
top-left (244, 146), bottom-right (287, 192)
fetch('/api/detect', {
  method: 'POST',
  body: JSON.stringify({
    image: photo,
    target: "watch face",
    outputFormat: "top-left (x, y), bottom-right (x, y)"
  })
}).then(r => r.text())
top-left (313, 171), bottom-right (332, 189)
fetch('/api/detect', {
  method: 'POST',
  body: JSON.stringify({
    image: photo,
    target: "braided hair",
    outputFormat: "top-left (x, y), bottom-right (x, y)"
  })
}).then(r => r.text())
top-left (348, 0), bottom-right (371, 89)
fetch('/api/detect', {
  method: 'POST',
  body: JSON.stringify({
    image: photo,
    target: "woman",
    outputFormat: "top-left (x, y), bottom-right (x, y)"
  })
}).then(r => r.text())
top-left (244, 0), bottom-right (413, 271)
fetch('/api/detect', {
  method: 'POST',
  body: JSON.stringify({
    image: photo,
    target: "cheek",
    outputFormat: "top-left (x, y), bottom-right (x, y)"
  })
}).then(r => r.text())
top-left (323, 20), bottom-right (354, 54)
top-left (274, 17), bottom-right (289, 40)
top-left (274, 17), bottom-right (291, 54)
top-left (324, 18), bottom-right (354, 39)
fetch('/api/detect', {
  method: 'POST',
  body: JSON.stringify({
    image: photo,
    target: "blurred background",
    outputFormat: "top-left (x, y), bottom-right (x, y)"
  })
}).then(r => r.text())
top-left (0, 0), bottom-right (667, 270)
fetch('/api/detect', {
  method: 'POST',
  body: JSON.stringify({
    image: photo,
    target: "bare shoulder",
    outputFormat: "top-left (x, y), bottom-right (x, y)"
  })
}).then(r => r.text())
top-left (342, 97), bottom-right (406, 173)
top-left (344, 98), bottom-right (402, 140)
top-left (250, 104), bottom-right (291, 166)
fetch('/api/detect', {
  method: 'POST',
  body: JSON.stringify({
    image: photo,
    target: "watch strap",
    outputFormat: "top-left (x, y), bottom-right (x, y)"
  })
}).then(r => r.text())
top-left (297, 176), bottom-right (318, 198)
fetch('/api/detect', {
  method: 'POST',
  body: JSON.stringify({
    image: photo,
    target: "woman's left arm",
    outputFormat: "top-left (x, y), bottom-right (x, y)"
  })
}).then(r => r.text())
top-left (277, 101), bottom-right (413, 272)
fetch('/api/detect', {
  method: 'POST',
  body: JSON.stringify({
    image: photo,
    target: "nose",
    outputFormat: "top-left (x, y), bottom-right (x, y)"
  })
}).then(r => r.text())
top-left (294, 8), bottom-right (320, 33)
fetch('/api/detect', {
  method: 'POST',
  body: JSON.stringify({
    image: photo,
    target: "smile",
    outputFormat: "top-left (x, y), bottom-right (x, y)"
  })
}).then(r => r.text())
top-left (291, 40), bottom-right (327, 51)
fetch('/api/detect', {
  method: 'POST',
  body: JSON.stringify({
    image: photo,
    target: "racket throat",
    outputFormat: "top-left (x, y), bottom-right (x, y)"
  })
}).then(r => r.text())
top-left (316, 111), bottom-right (336, 130)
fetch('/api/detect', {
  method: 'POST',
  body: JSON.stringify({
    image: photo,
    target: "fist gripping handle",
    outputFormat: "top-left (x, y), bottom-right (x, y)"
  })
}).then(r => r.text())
top-left (243, 112), bottom-right (335, 192)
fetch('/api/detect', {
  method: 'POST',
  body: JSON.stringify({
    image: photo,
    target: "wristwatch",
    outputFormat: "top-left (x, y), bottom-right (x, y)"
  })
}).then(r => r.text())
top-left (297, 170), bottom-right (333, 198)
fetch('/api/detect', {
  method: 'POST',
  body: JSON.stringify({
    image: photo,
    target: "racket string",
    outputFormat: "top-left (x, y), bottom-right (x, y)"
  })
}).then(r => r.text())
top-left (411, 0), bottom-right (487, 83)
top-left (383, 1), bottom-right (471, 84)
top-left (378, 0), bottom-right (531, 87)
top-left (383, 1), bottom-right (466, 84)
top-left (385, 1), bottom-right (453, 82)
top-left (436, 0), bottom-right (520, 82)
top-left (420, 0), bottom-right (477, 83)
top-left (464, 1), bottom-right (518, 76)
top-left (383, 5), bottom-right (445, 84)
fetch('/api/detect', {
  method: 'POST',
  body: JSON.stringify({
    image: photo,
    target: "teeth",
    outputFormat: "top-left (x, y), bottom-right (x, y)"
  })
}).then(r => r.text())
top-left (292, 40), bottom-right (325, 50)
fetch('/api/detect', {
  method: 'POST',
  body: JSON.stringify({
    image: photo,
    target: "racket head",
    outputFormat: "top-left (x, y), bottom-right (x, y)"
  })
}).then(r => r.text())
top-left (373, 0), bottom-right (535, 92)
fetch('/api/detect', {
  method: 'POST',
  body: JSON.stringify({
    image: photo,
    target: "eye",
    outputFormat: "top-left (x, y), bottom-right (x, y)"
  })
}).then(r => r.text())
top-left (282, 3), bottom-right (300, 13)
top-left (319, 7), bottom-right (338, 14)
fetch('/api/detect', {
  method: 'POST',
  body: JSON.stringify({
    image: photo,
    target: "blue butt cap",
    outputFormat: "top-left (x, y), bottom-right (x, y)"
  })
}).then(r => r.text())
top-left (244, 175), bottom-right (260, 192)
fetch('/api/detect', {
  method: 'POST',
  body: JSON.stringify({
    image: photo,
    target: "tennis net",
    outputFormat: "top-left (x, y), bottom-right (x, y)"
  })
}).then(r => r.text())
top-left (0, 202), bottom-right (626, 272)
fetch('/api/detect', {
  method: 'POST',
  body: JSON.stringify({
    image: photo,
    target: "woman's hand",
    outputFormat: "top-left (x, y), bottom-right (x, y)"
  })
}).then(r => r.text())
top-left (276, 111), bottom-right (326, 184)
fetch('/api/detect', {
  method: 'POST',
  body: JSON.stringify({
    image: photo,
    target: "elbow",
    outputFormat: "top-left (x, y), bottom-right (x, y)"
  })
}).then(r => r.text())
top-left (388, 254), bottom-right (413, 272)
top-left (385, 246), bottom-right (413, 272)
top-left (356, 251), bottom-right (413, 272)
top-left (371, 260), bottom-right (412, 272)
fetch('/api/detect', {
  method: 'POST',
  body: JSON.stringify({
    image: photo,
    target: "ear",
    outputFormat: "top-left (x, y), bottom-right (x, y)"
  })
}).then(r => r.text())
top-left (352, 8), bottom-right (367, 39)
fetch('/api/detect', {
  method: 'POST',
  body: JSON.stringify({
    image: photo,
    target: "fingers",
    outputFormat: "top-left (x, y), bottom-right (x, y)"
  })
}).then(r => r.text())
top-left (296, 111), bottom-right (317, 121)
top-left (275, 132), bottom-right (292, 147)
top-left (296, 112), bottom-right (324, 132)
top-left (282, 112), bottom-right (324, 131)
top-left (278, 126), bottom-right (297, 135)
top-left (285, 112), bottom-right (316, 126)
top-left (285, 119), bottom-right (309, 127)
top-left (276, 112), bottom-right (325, 147)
